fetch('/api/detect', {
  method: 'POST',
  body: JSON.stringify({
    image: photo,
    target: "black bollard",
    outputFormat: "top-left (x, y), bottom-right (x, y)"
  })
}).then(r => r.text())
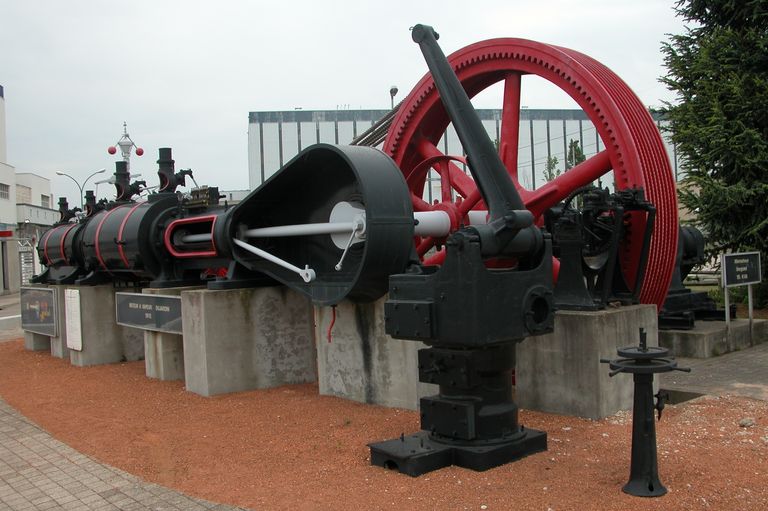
top-left (601, 328), bottom-right (690, 497)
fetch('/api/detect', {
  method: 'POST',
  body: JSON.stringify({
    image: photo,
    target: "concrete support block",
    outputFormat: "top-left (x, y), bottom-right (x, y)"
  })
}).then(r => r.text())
top-left (24, 331), bottom-right (50, 351)
top-left (181, 287), bottom-right (316, 397)
top-left (49, 285), bottom-right (70, 359)
top-left (516, 304), bottom-right (658, 419)
top-left (315, 298), bottom-right (438, 411)
top-left (660, 318), bottom-right (768, 358)
top-left (68, 285), bottom-right (145, 367)
top-left (142, 287), bottom-right (199, 381)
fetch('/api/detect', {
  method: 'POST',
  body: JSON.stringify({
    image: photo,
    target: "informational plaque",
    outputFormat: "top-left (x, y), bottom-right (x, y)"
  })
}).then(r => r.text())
top-left (721, 251), bottom-right (763, 336)
top-left (722, 252), bottom-right (762, 287)
top-left (64, 288), bottom-right (83, 351)
top-left (20, 286), bottom-right (57, 337)
top-left (115, 292), bottom-right (183, 334)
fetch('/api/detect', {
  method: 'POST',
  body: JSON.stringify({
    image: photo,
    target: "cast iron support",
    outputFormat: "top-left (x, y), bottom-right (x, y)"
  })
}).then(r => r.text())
top-left (370, 343), bottom-right (547, 476)
top-left (369, 24), bottom-right (554, 477)
top-left (601, 329), bottom-right (690, 497)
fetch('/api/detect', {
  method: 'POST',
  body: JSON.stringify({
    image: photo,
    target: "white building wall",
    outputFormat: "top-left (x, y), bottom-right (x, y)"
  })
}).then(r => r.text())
top-left (0, 162), bottom-right (17, 227)
top-left (15, 173), bottom-right (53, 209)
top-left (0, 86), bottom-right (6, 165)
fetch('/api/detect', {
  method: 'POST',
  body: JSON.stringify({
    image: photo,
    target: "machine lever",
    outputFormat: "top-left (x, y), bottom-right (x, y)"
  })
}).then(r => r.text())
top-left (232, 238), bottom-right (316, 283)
top-left (411, 24), bottom-right (526, 221)
top-left (334, 218), bottom-right (365, 271)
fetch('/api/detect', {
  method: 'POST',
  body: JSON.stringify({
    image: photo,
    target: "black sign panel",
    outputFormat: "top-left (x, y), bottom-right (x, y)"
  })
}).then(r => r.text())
top-left (722, 252), bottom-right (762, 287)
top-left (115, 292), bottom-right (183, 334)
top-left (21, 286), bottom-right (57, 337)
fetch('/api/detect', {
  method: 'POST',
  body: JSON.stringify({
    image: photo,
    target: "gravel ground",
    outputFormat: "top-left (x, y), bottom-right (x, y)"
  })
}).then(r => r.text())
top-left (0, 339), bottom-right (766, 511)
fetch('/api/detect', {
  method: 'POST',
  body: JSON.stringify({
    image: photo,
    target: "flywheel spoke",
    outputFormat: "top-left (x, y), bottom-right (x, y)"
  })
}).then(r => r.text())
top-left (415, 137), bottom-right (476, 198)
top-left (499, 73), bottom-right (522, 182)
top-left (417, 237), bottom-right (436, 257)
top-left (457, 188), bottom-right (483, 218)
top-left (438, 160), bottom-right (454, 203)
top-left (525, 150), bottom-right (612, 217)
top-left (412, 193), bottom-right (433, 212)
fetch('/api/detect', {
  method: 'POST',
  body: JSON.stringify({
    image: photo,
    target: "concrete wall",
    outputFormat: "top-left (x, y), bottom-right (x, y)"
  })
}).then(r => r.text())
top-left (49, 285), bottom-right (69, 359)
top-left (315, 297), bottom-right (438, 411)
top-left (181, 286), bottom-right (316, 397)
top-left (516, 304), bottom-right (658, 419)
top-left (68, 285), bottom-right (144, 366)
top-left (142, 286), bottom-right (202, 381)
top-left (660, 318), bottom-right (768, 358)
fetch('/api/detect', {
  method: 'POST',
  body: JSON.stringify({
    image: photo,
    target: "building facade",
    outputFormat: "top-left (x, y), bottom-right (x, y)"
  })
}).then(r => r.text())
top-left (248, 108), bottom-right (680, 204)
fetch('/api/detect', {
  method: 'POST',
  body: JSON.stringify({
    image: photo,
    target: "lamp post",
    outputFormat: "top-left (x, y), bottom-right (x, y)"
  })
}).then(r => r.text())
top-left (389, 85), bottom-right (398, 109)
top-left (55, 168), bottom-right (106, 209)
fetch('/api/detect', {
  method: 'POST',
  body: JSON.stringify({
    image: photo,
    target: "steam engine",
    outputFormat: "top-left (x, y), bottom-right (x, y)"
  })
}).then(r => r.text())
top-left (34, 148), bottom-right (235, 289)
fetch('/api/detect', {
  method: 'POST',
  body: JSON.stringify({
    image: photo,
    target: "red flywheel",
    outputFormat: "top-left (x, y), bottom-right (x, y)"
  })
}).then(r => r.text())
top-left (383, 38), bottom-right (678, 308)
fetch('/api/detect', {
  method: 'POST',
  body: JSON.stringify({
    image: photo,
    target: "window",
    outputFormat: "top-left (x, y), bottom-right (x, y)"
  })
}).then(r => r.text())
top-left (0, 184), bottom-right (9, 200)
top-left (40, 194), bottom-right (50, 209)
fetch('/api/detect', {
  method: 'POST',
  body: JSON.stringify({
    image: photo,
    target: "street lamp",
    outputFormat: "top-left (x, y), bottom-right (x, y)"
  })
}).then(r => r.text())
top-left (55, 168), bottom-right (106, 209)
top-left (389, 86), bottom-right (398, 109)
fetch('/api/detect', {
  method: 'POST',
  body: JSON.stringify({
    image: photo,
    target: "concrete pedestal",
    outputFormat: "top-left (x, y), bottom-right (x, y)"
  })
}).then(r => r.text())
top-left (181, 287), bottom-right (316, 397)
top-left (23, 331), bottom-right (50, 351)
top-left (49, 285), bottom-right (70, 359)
top-left (516, 304), bottom-right (658, 419)
top-left (315, 297), bottom-right (438, 411)
top-left (142, 287), bottom-right (200, 381)
top-left (68, 285), bottom-right (145, 367)
top-left (660, 318), bottom-right (768, 358)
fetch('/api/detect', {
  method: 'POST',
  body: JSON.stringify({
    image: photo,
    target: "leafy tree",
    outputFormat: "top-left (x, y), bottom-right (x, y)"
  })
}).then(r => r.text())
top-left (661, 0), bottom-right (768, 305)
top-left (544, 156), bottom-right (560, 182)
top-left (565, 139), bottom-right (586, 170)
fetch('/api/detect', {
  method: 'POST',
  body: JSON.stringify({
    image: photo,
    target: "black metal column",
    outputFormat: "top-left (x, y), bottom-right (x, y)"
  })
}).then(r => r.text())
top-left (624, 372), bottom-right (665, 496)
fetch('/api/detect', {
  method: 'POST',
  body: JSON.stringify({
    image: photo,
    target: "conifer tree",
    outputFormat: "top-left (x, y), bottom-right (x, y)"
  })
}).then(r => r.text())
top-left (661, 0), bottom-right (768, 304)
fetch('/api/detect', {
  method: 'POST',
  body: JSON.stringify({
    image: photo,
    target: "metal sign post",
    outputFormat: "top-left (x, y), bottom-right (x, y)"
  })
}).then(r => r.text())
top-left (721, 252), bottom-right (762, 344)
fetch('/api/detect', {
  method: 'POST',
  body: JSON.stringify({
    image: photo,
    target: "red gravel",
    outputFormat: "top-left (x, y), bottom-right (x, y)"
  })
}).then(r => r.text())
top-left (1, 339), bottom-right (767, 510)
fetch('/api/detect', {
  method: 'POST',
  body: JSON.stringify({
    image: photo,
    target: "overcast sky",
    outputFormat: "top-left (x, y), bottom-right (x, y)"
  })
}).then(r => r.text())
top-left (0, 0), bottom-right (688, 205)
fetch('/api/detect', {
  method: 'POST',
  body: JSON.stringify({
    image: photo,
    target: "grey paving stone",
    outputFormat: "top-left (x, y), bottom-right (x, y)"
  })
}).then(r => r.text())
top-left (0, 398), bottom-right (248, 510)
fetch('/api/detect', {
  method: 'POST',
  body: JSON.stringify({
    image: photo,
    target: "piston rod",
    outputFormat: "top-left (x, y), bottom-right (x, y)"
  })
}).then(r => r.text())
top-left (179, 210), bottom-right (463, 245)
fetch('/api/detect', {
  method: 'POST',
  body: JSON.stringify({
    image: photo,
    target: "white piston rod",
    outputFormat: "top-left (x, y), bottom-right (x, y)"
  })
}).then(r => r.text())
top-left (240, 211), bottom-right (454, 239)
top-left (243, 221), bottom-right (358, 238)
top-left (179, 210), bottom-right (488, 244)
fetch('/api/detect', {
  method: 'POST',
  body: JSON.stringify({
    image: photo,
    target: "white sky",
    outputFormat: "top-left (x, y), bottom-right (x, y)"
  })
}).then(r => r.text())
top-left (0, 0), bottom-right (688, 204)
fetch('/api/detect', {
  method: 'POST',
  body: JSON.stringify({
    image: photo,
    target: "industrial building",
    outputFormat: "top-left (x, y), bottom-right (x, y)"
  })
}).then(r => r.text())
top-left (248, 108), bottom-right (680, 200)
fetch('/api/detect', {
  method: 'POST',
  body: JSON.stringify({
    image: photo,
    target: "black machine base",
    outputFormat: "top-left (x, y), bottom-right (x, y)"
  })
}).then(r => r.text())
top-left (369, 428), bottom-right (547, 477)
top-left (623, 476), bottom-right (667, 498)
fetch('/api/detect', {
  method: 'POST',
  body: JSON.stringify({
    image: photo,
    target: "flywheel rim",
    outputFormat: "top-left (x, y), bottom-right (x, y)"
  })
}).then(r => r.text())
top-left (383, 37), bottom-right (677, 307)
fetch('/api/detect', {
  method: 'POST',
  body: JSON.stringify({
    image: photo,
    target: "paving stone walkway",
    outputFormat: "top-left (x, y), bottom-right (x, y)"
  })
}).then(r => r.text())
top-left (660, 339), bottom-right (768, 401)
top-left (0, 398), bottom-right (247, 511)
